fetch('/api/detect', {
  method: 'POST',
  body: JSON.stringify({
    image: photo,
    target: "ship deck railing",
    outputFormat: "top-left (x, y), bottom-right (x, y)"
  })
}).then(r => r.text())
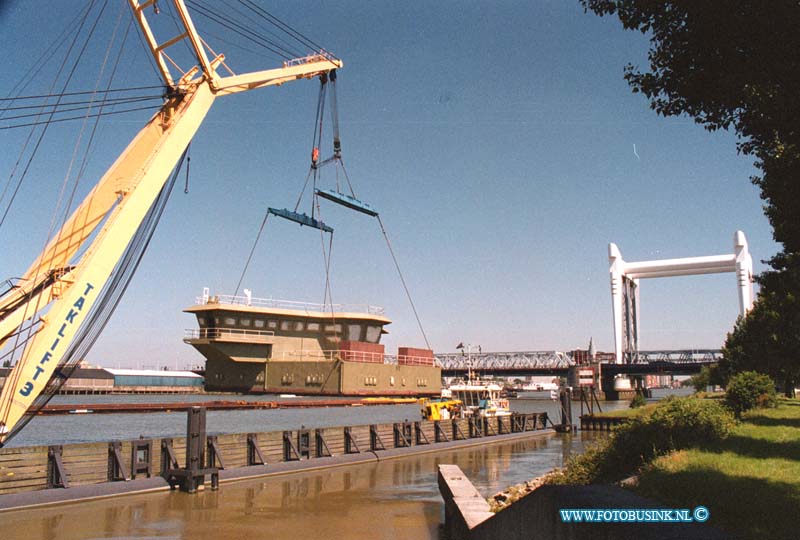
top-left (183, 328), bottom-right (276, 342)
top-left (270, 351), bottom-right (437, 366)
top-left (270, 350), bottom-right (389, 363)
top-left (196, 294), bottom-right (385, 316)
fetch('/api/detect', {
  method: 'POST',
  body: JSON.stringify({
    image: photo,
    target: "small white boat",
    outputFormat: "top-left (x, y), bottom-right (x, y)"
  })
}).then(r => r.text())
top-left (613, 376), bottom-right (633, 391)
top-left (279, 394), bottom-right (298, 398)
top-left (446, 380), bottom-right (511, 417)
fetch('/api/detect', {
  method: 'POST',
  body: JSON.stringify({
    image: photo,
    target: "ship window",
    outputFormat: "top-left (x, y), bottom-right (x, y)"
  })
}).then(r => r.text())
top-left (214, 317), bottom-right (220, 325)
top-left (224, 317), bottom-right (236, 326)
top-left (294, 322), bottom-right (305, 331)
top-left (347, 324), bottom-right (362, 341)
top-left (307, 322), bottom-right (320, 331)
top-left (240, 319), bottom-right (251, 327)
top-left (268, 320), bottom-right (278, 329)
top-left (196, 317), bottom-right (206, 326)
top-left (280, 321), bottom-right (291, 331)
top-left (365, 326), bottom-right (381, 343)
top-left (325, 324), bottom-right (342, 333)
top-left (389, 376), bottom-right (395, 386)
top-left (254, 319), bottom-right (265, 328)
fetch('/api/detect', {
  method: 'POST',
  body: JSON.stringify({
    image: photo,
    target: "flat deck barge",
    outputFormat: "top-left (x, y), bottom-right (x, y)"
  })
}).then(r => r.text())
top-left (36, 398), bottom-right (418, 415)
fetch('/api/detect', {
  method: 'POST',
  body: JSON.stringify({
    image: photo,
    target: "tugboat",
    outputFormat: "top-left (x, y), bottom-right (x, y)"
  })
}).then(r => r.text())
top-left (442, 380), bottom-right (511, 418)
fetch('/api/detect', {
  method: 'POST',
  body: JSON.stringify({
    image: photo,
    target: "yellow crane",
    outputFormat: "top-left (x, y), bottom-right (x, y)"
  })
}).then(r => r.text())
top-left (0, 0), bottom-right (341, 445)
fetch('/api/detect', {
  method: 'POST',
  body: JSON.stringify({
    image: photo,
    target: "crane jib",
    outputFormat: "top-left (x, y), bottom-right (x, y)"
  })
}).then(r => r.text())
top-left (0, 0), bottom-right (342, 445)
top-left (17, 282), bottom-right (95, 398)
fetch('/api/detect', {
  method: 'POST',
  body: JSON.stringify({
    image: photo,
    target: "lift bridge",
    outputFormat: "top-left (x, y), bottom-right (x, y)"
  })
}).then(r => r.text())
top-left (435, 349), bottom-right (722, 378)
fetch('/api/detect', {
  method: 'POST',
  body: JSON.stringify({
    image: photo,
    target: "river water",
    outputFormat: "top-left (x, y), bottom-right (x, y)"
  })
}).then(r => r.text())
top-left (7, 393), bottom-right (633, 447)
top-left (2, 430), bottom-right (606, 540)
top-left (1, 393), bottom-right (685, 539)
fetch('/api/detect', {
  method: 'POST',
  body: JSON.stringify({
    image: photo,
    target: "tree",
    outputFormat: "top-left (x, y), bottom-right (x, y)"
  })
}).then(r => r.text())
top-left (721, 284), bottom-right (799, 396)
top-left (582, 1), bottom-right (800, 393)
top-left (688, 364), bottom-right (724, 393)
top-left (725, 371), bottom-right (777, 418)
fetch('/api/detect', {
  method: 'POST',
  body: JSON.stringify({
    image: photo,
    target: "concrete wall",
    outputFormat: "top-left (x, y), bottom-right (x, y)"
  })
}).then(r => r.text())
top-left (438, 465), bottom-right (729, 540)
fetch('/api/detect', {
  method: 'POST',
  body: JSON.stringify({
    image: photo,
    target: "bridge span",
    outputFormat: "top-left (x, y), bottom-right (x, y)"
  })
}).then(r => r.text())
top-left (435, 349), bottom-right (721, 378)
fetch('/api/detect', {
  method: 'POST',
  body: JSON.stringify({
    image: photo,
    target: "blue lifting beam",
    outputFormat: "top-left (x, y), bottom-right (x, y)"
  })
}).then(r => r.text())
top-left (315, 189), bottom-right (379, 217)
top-left (267, 208), bottom-right (334, 233)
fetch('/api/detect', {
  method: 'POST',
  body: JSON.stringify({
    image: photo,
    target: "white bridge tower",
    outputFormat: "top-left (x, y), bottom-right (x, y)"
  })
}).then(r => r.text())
top-left (609, 231), bottom-right (753, 364)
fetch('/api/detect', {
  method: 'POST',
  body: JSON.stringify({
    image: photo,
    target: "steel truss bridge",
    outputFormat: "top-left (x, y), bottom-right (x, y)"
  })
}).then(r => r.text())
top-left (436, 349), bottom-right (722, 378)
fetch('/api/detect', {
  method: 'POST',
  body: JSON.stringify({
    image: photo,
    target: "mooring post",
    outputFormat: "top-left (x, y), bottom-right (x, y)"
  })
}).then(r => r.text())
top-left (556, 387), bottom-right (573, 433)
top-left (186, 406), bottom-right (205, 479)
top-left (164, 406), bottom-right (218, 493)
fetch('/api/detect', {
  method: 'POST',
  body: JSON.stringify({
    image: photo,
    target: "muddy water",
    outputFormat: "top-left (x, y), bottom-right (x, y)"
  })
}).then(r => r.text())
top-left (1, 431), bottom-right (603, 540)
top-left (9, 395), bottom-right (630, 447)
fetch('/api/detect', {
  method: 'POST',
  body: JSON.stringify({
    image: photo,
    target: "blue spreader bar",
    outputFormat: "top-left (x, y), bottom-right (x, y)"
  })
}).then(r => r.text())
top-left (268, 208), bottom-right (334, 233)
top-left (315, 189), bottom-right (379, 217)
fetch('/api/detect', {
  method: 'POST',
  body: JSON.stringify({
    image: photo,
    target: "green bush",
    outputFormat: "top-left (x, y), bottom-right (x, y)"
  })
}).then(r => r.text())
top-left (552, 397), bottom-right (735, 484)
top-left (629, 393), bottom-right (647, 408)
top-left (690, 366), bottom-right (712, 393)
top-left (725, 371), bottom-right (777, 417)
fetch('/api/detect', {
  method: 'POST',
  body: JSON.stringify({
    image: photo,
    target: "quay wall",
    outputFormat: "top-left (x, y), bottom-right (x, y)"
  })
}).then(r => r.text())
top-left (438, 464), bottom-right (728, 540)
top-left (0, 413), bottom-right (549, 510)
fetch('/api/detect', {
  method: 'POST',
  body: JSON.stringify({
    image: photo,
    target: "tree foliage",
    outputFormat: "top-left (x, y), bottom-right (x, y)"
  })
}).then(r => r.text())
top-left (689, 365), bottom-right (724, 393)
top-left (725, 370), bottom-right (777, 418)
top-left (582, 1), bottom-right (800, 390)
top-left (629, 392), bottom-right (647, 408)
top-left (721, 282), bottom-right (800, 396)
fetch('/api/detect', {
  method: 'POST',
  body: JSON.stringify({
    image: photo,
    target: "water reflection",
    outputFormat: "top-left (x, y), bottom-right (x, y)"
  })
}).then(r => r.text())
top-left (1, 431), bottom-right (601, 540)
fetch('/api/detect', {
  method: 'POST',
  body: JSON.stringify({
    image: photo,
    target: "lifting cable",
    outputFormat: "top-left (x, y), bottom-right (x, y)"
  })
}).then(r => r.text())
top-left (376, 215), bottom-right (431, 350)
top-left (0, 0), bottom-right (106, 232)
top-left (234, 69), bottom-right (430, 354)
top-left (186, 0), bottom-right (337, 65)
top-left (314, 195), bottom-right (335, 309)
top-left (311, 72), bottom-right (431, 350)
top-left (61, 5), bottom-right (135, 252)
top-left (234, 74), bottom-right (334, 301)
top-left (184, 142), bottom-right (192, 194)
top-left (294, 73), bottom-right (328, 216)
top-left (188, 0), bottom-right (302, 60)
top-left (233, 211), bottom-right (270, 297)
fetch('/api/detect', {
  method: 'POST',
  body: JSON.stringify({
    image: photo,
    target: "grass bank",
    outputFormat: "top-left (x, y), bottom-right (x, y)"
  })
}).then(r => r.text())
top-left (632, 399), bottom-right (800, 540)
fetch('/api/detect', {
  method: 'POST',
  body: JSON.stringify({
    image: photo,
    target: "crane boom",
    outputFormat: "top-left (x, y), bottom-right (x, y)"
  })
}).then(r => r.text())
top-left (0, 1), bottom-right (341, 444)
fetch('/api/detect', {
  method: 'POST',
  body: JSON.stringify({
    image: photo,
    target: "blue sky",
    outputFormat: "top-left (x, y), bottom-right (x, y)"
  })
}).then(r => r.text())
top-left (0, 1), bottom-right (776, 368)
